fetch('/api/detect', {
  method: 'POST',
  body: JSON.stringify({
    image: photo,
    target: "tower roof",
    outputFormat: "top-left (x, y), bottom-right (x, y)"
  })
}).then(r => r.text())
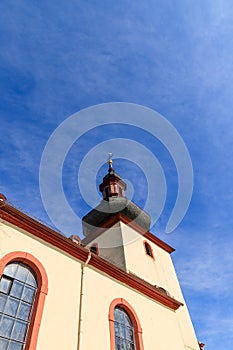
top-left (99, 158), bottom-right (126, 200)
top-left (82, 160), bottom-right (151, 236)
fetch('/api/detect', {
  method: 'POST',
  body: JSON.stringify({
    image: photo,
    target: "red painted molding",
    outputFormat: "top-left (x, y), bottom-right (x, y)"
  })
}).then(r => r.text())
top-left (91, 254), bottom-right (182, 310)
top-left (143, 231), bottom-right (175, 253)
top-left (0, 251), bottom-right (48, 350)
top-left (109, 298), bottom-right (144, 350)
top-left (82, 212), bottom-right (175, 254)
top-left (0, 202), bottom-right (182, 310)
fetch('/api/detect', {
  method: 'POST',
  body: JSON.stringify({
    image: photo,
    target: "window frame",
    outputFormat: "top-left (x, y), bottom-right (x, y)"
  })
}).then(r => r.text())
top-left (90, 243), bottom-right (99, 255)
top-left (109, 298), bottom-right (144, 350)
top-left (0, 275), bottom-right (13, 295)
top-left (0, 252), bottom-right (48, 350)
top-left (143, 240), bottom-right (155, 260)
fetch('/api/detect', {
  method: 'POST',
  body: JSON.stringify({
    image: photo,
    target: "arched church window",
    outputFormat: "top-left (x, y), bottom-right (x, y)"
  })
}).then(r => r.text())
top-left (0, 252), bottom-right (48, 350)
top-left (0, 262), bottom-right (37, 350)
top-left (109, 298), bottom-right (144, 350)
top-left (114, 307), bottom-right (136, 349)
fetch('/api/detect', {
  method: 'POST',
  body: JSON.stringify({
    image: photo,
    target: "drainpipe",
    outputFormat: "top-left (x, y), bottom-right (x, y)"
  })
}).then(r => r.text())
top-left (77, 252), bottom-right (91, 350)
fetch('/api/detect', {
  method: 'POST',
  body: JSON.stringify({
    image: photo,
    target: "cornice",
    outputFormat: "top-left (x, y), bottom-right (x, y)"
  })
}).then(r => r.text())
top-left (0, 201), bottom-right (181, 310)
top-left (82, 212), bottom-right (175, 254)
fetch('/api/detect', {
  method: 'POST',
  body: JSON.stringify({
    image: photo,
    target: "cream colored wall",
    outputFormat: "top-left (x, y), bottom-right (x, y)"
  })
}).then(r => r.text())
top-left (86, 222), bottom-right (178, 291)
top-left (120, 222), bottom-right (162, 285)
top-left (1, 219), bottom-right (200, 350)
top-left (75, 265), bottom-right (199, 350)
top-left (0, 220), bottom-right (81, 350)
top-left (120, 222), bottom-right (200, 350)
top-left (85, 223), bottom-right (126, 270)
top-left (120, 222), bottom-right (180, 294)
top-left (85, 221), bottom-right (200, 350)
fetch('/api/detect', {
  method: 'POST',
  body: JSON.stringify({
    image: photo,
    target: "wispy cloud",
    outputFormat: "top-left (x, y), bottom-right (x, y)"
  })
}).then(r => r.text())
top-left (174, 233), bottom-right (233, 296)
top-left (1, 1), bottom-right (233, 348)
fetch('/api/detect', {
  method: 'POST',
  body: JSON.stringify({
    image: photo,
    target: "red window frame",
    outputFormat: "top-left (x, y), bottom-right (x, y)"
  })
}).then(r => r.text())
top-left (109, 298), bottom-right (144, 350)
top-left (143, 240), bottom-right (155, 260)
top-left (0, 252), bottom-right (48, 350)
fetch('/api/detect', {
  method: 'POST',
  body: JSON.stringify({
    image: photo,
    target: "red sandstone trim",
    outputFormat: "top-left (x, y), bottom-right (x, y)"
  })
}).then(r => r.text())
top-left (82, 213), bottom-right (175, 254)
top-left (90, 253), bottom-right (182, 310)
top-left (0, 202), bottom-right (181, 310)
top-left (109, 298), bottom-right (144, 350)
top-left (143, 231), bottom-right (175, 253)
top-left (0, 251), bottom-right (48, 350)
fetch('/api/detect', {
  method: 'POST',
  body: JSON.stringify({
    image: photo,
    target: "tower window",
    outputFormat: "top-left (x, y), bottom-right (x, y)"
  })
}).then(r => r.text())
top-left (143, 241), bottom-right (154, 259)
top-left (105, 187), bottom-right (110, 199)
top-left (90, 244), bottom-right (99, 254)
top-left (0, 262), bottom-right (38, 350)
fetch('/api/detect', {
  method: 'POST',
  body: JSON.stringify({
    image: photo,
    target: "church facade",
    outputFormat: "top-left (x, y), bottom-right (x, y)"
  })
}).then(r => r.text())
top-left (0, 161), bottom-right (204, 350)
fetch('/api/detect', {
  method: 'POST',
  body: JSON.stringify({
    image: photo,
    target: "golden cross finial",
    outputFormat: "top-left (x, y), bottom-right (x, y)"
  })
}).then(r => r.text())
top-left (107, 152), bottom-right (113, 168)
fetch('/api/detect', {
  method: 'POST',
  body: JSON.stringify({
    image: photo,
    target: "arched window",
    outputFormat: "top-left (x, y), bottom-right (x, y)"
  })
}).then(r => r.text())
top-left (143, 241), bottom-right (154, 259)
top-left (0, 252), bottom-right (48, 350)
top-left (114, 307), bottom-right (136, 349)
top-left (109, 298), bottom-right (144, 350)
top-left (0, 262), bottom-right (37, 350)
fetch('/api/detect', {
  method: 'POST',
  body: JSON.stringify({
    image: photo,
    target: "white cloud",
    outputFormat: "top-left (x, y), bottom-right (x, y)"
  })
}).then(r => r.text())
top-left (175, 234), bottom-right (233, 295)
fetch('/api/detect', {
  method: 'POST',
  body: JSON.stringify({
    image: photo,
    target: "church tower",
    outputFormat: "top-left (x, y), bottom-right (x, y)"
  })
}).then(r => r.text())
top-left (0, 159), bottom-right (203, 350)
top-left (82, 159), bottom-right (202, 350)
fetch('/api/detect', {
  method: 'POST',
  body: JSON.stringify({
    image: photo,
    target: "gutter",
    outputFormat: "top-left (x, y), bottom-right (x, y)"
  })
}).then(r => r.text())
top-left (77, 252), bottom-right (91, 350)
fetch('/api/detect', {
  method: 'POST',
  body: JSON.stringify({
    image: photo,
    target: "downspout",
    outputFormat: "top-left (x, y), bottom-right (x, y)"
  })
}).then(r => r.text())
top-left (77, 252), bottom-right (92, 350)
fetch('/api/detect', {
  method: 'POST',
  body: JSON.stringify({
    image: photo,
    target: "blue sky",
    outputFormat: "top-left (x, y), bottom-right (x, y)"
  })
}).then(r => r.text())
top-left (1, 1), bottom-right (233, 348)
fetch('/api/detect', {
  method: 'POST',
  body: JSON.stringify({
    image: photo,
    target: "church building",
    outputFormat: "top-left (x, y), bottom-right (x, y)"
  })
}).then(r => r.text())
top-left (0, 159), bottom-right (204, 350)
